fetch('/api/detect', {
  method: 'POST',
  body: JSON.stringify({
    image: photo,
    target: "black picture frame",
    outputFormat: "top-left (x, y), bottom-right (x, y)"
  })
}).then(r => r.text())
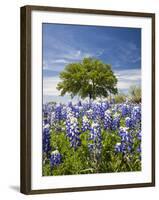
top-left (20, 5), bottom-right (155, 194)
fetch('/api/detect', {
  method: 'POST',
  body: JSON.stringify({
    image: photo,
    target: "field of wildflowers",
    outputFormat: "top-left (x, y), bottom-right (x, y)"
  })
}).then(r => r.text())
top-left (42, 99), bottom-right (141, 176)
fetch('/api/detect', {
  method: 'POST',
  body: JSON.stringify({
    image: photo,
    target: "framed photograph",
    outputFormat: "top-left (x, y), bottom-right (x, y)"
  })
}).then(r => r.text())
top-left (20, 5), bottom-right (155, 194)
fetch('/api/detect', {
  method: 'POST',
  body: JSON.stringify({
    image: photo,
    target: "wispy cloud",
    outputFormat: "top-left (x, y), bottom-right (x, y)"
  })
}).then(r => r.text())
top-left (115, 42), bottom-right (141, 65)
top-left (51, 59), bottom-right (70, 64)
top-left (43, 48), bottom-right (104, 73)
top-left (115, 68), bottom-right (141, 91)
top-left (43, 76), bottom-right (60, 96)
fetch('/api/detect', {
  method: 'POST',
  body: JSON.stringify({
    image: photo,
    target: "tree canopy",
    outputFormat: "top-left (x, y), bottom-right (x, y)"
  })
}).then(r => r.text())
top-left (57, 57), bottom-right (118, 99)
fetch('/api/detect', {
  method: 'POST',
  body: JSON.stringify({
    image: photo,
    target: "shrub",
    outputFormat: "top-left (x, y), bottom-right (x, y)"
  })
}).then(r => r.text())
top-left (129, 85), bottom-right (141, 103)
top-left (114, 93), bottom-right (127, 103)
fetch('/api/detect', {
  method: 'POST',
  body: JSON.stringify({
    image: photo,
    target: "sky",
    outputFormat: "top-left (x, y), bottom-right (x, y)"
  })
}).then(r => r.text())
top-left (42, 23), bottom-right (141, 104)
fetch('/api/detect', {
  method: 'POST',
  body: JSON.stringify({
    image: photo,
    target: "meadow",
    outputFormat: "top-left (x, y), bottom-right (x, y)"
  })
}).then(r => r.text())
top-left (42, 98), bottom-right (141, 176)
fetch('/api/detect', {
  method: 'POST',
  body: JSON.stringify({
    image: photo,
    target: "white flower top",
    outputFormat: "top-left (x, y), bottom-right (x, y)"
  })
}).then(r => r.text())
top-left (51, 150), bottom-right (59, 155)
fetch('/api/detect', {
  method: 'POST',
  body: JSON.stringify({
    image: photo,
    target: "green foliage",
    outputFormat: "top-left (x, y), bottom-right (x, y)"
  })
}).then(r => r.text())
top-left (57, 57), bottom-right (118, 99)
top-left (129, 85), bottom-right (141, 103)
top-left (114, 93), bottom-right (127, 103)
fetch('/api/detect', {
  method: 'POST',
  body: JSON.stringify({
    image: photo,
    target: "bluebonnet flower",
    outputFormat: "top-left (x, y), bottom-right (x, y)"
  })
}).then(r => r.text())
top-left (91, 100), bottom-right (109, 120)
top-left (72, 105), bottom-right (80, 118)
top-left (115, 127), bottom-right (133, 154)
top-left (92, 102), bottom-right (101, 119)
top-left (43, 117), bottom-right (50, 126)
top-left (43, 104), bottom-right (51, 125)
top-left (50, 150), bottom-right (62, 168)
top-left (125, 117), bottom-right (134, 128)
top-left (103, 110), bottom-right (112, 130)
top-left (82, 115), bottom-right (90, 132)
top-left (121, 104), bottom-right (130, 117)
top-left (77, 100), bottom-right (82, 107)
top-left (89, 122), bottom-right (101, 141)
top-left (137, 130), bottom-right (141, 140)
top-left (115, 142), bottom-right (126, 153)
top-left (100, 101), bottom-right (109, 118)
top-left (54, 104), bottom-right (63, 121)
top-left (111, 113), bottom-right (120, 130)
top-left (131, 106), bottom-right (141, 124)
top-left (137, 144), bottom-right (142, 160)
top-left (137, 145), bottom-right (141, 153)
top-left (88, 121), bottom-right (102, 158)
top-left (88, 143), bottom-right (94, 154)
top-left (44, 103), bottom-right (56, 122)
top-left (82, 101), bottom-right (91, 111)
top-left (43, 123), bottom-right (51, 156)
top-left (68, 101), bottom-right (73, 108)
top-left (60, 106), bottom-right (67, 120)
top-left (78, 105), bottom-right (84, 116)
top-left (66, 113), bottom-right (81, 149)
top-left (119, 127), bottom-right (132, 143)
top-left (86, 109), bottom-right (94, 120)
top-left (115, 142), bottom-right (121, 152)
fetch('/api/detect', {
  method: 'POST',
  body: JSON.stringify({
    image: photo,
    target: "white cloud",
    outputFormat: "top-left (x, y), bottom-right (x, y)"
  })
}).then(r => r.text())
top-left (113, 41), bottom-right (141, 65)
top-left (43, 76), bottom-right (61, 96)
top-left (51, 59), bottom-right (70, 64)
top-left (115, 68), bottom-right (141, 91)
top-left (61, 49), bottom-right (94, 61)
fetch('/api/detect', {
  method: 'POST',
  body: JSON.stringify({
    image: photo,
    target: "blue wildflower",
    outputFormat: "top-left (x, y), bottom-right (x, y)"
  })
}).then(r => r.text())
top-left (54, 104), bottom-right (63, 121)
top-left (125, 117), bottom-right (134, 128)
top-left (103, 110), bottom-right (112, 130)
top-left (115, 127), bottom-right (133, 154)
top-left (86, 109), bottom-right (94, 120)
top-left (111, 113), bottom-right (120, 130)
top-left (66, 113), bottom-right (81, 149)
top-left (137, 130), bottom-right (141, 140)
top-left (121, 104), bottom-right (130, 117)
top-left (43, 123), bottom-right (51, 156)
top-left (82, 115), bottom-right (90, 132)
top-left (50, 150), bottom-right (62, 168)
top-left (88, 121), bottom-right (102, 158)
top-left (131, 106), bottom-right (141, 124)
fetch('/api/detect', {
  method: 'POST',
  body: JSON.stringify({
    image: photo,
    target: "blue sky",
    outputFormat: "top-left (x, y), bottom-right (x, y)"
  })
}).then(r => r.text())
top-left (43, 23), bottom-right (141, 103)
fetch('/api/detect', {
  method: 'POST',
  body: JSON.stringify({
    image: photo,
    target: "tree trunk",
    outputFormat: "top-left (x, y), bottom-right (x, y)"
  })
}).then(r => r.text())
top-left (89, 93), bottom-right (92, 100)
top-left (92, 80), bottom-right (96, 100)
top-left (89, 93), bottom-right (92, 105)
top-left (109, 92), bottom-right (112, 102)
